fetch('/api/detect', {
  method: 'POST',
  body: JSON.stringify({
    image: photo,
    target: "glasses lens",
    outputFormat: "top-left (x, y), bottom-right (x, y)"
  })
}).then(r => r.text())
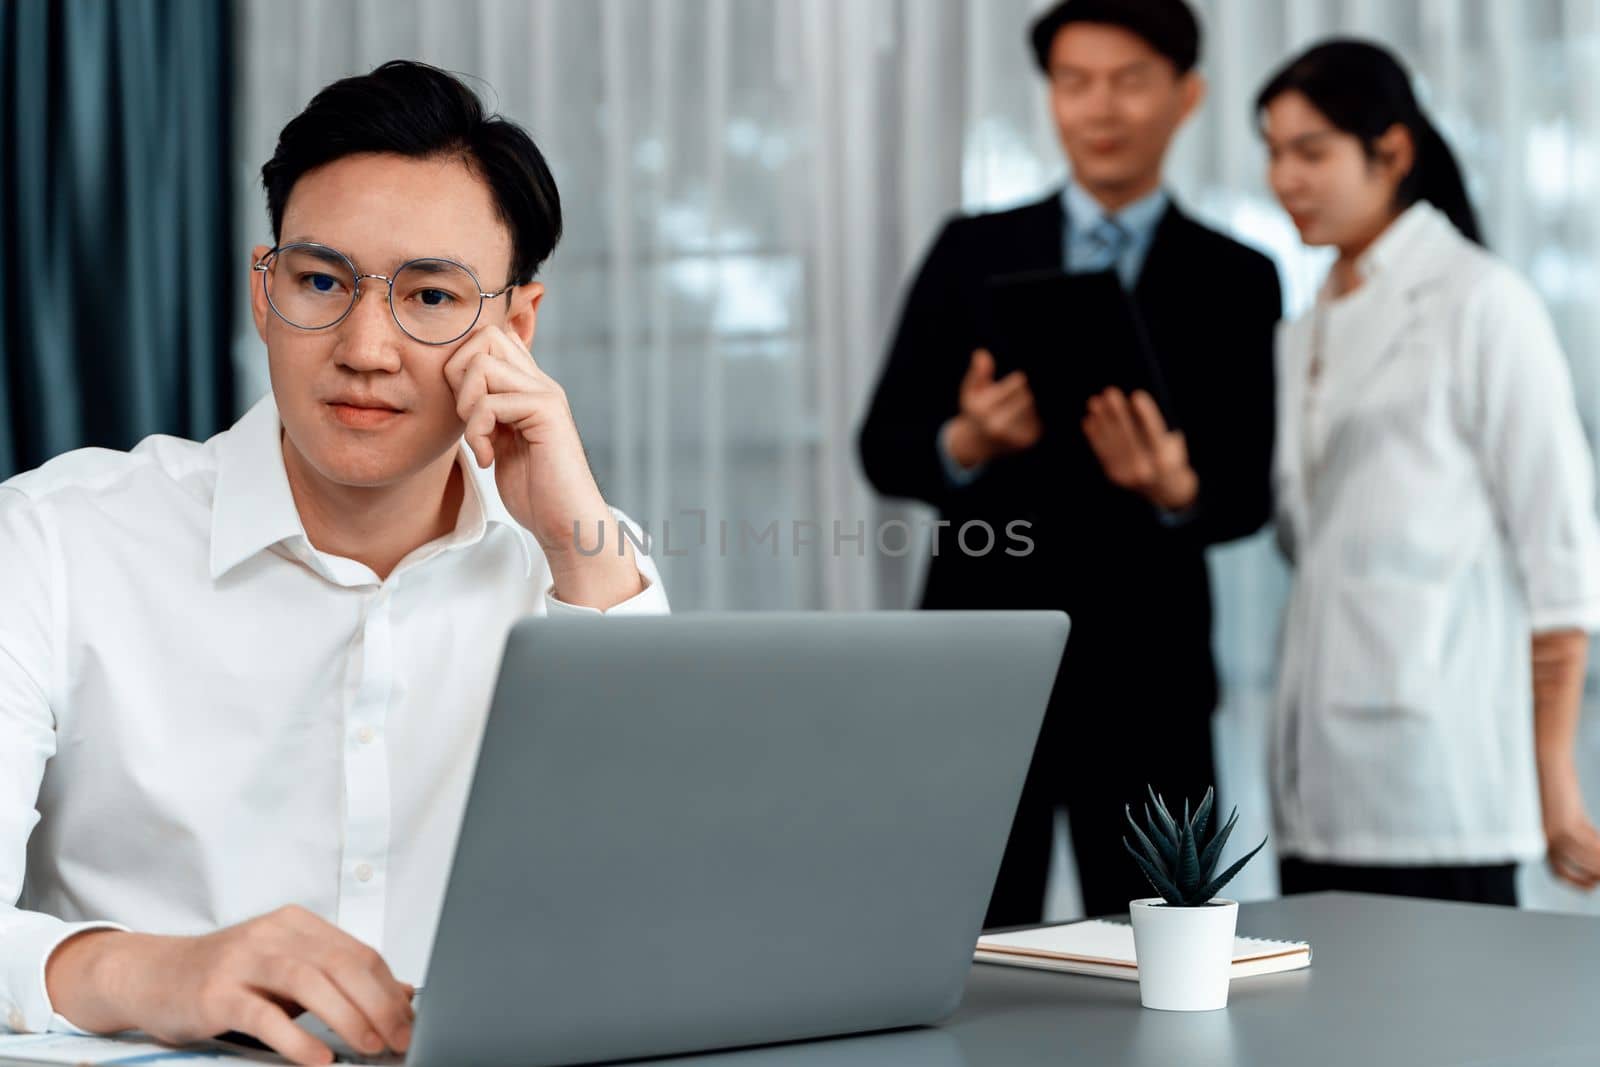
top-left (392, 260), bottom-right (482, 344)
top-left (264, 245), bottom-right (358, 330)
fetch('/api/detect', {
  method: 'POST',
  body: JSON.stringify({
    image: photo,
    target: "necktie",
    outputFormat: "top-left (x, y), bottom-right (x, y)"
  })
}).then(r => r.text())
top-left (1080, 216), bottom-right (1131, 276)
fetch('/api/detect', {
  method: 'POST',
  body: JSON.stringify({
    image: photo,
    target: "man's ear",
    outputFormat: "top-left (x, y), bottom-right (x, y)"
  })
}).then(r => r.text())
top-left (1375, 123), bottom-right (1417, 187)
top-left (249, 244), bottom-right (272, 342)
top-left (506, 281), bottom-right (545, 348)
top-left (1177, 71), bottom-right (1206, 126)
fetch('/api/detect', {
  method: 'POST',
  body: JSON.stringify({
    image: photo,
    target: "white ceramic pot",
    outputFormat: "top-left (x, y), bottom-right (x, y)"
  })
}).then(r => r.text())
top-left (1128, 897), bottom-right (1239, 1011)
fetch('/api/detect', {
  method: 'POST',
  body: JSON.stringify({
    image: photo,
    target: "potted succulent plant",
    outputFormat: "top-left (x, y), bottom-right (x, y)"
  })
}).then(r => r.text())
top-left (1123, 786), bottom-right (1267, 1012)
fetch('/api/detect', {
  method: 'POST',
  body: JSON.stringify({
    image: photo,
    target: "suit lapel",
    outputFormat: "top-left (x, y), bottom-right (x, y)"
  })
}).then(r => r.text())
top-left (1018, 192), bottom-right (1065, 273)
top-left (1131, 201), bottom-right (1187, 314)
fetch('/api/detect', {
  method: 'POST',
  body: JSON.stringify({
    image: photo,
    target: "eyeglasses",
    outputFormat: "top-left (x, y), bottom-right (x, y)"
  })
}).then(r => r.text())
top-left (253, 242), bottom-right (515, 346)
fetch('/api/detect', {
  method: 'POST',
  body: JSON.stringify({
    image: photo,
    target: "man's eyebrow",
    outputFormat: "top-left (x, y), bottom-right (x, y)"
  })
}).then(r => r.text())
top-left (277, 241), bottom-right (351, 270)
top-left (278, 237), bottom-right (483, 277)
top-left (1051, 58), bottom-right (1156, 79)
top-left (403, 255), bottom-right (485, 277)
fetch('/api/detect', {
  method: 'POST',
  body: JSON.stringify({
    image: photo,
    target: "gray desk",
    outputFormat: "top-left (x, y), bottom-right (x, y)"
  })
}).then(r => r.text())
top-left (648, 893), bottom-right (1600, 1067)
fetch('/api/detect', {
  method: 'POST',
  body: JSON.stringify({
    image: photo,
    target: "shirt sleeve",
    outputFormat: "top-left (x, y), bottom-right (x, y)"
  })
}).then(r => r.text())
top-left (543, 507), bottom-right (672, 617)
top-left (0, 488), bottom-right (127, 1035)
top-left (934, 419), bottom-right (986, 488)
top-left (1464, 268), bottom-right (1600, 633)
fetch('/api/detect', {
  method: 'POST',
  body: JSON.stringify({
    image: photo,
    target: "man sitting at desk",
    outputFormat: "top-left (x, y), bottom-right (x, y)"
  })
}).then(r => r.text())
top-left (0, 61), bottom-right (667, 1065)
top-left (858, 0), bottom-right (1282, 926)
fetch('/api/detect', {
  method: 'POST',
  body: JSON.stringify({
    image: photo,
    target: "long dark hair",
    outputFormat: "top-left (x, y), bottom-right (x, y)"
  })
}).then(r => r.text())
top-left (1255, 39), bottom-right (1482, 246)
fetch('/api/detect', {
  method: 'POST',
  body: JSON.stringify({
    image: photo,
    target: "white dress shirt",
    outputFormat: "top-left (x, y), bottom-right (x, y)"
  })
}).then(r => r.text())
top-left (0, 394), bottom-right (668, 1034)
top-left (1272, 202), bottom-right (1600, 864)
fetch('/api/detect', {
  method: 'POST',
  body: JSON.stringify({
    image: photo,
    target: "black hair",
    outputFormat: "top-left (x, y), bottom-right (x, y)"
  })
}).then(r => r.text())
top-left (261, 60), bottom-right (562, 285)
top-left (1255, 39), bottom-right (1482, 245)
top-left (1029, 0), bottom-right (1201, 76)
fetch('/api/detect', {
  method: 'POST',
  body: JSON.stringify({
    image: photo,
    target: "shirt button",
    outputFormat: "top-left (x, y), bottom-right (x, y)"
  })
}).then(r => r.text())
top-left (355, 862), bottom-right (375, 883)
top-left (356, 726), bottom-right (377, 745)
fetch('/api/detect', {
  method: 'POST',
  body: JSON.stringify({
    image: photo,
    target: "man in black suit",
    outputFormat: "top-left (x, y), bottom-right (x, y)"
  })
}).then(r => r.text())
top-left (858, 0), bottom-right (1281, 925)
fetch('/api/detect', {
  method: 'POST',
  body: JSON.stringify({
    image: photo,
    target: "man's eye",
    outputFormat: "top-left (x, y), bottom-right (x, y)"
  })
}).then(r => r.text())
top-left (301, 273), bottom-right (341, 294)
top-left (417, 289), bottom-right (456, 307)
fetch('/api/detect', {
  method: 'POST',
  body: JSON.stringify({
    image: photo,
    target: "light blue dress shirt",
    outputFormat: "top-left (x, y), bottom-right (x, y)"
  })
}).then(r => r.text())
top-left (1060, 177), bottom-right (1169, 290)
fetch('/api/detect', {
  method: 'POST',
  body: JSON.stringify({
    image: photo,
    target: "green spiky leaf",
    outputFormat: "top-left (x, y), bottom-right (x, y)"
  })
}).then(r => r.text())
top-left (1192, 787), bottom-right (1215, 846)
top-left (1194, 836), bottom-right (1269, 903)
top-left (1147, 786), bottom-right (1180, 850)
top-left (1198, 809), bottom-right (1239, 877)
top-left (1176, 819), bottom-right (1201, 897)
top-left (1124, 805), bottom-right (1172, 879)
top-left (1143, 802), bottom-right (1179, 866)
top-left (1124, 838), bottom-right (1183, 904)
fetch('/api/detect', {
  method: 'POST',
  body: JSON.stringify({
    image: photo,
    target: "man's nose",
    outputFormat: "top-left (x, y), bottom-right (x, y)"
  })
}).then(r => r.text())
top-left (335, 282), bottom-right (405, 373)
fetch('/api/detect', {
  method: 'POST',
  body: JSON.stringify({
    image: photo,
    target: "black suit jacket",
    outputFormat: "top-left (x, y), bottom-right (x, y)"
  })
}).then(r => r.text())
top-left (858, 192), bottom-right (1281, 745)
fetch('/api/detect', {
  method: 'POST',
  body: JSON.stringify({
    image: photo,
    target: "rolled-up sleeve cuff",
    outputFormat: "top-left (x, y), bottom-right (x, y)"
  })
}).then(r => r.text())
top-left (1, 915), bottom-right (127, 1034)
top-left (1529, 601), bottom-right (1600, 634)
top-left (544, 575), bottom-right (670, 617)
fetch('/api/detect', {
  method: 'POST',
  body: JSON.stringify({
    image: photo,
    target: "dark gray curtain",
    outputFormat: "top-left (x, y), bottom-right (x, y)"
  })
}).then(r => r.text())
top-left (0, 0), bottom-right (234, 481)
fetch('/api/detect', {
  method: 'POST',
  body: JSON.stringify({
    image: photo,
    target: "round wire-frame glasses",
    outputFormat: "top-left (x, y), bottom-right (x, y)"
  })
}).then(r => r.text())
top-left (253, 241), bottom-right (516, 346)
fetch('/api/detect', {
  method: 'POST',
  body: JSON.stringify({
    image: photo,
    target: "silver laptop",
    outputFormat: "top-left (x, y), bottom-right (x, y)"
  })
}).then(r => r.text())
top-left (397, 611), bottom-right (1068, 1066)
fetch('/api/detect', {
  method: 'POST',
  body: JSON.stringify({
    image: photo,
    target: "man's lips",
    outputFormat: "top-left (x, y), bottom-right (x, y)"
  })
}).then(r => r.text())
top-left (326, 399), bottom-right (405, 428)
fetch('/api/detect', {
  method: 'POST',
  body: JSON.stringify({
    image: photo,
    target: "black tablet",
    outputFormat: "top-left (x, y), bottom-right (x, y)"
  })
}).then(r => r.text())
top-left (981, 268), bottom-right (1177, 432)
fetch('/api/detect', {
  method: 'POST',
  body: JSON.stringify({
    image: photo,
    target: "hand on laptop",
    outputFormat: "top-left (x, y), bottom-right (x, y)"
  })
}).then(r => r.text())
top-left (945, 348), bottom-right (1043, 469)
top-left (443, 323), bottom-right (644, 609)
top-left (45, 905), bottom-right (414, 1066)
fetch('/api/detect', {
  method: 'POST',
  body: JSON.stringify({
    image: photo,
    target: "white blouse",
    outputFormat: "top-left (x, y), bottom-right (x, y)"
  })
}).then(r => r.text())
top-left (1272, 202), bottom-right (1600, 865)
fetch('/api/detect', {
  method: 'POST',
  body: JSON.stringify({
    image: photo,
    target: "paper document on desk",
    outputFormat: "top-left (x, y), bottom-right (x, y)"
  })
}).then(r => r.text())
top-left (975, 918), bottom-right (1311, 981)
top-left (0, 1031), bottom-right (271, 1065)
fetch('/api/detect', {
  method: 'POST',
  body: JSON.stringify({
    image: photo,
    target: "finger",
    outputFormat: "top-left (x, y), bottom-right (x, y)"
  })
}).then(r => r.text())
top-left (1564, 834), bottom-right (1600, 880)
top-left (317, 949), bottom-right (414, 1054)
top-left (441, 324), bottom-right (496, 394)
top-left (230, 993), bottom-right (335, 1067)
top-left (1088, 395), bottom-right (1135, 452)
top-left (1103, 393), bottom-right (1151, 459)
top-left (1551, 856), bottom-right (1600, 890)
top-left (276, 911), bottom-right (414, 1051)
top-left (455, 363), bottom-right (556, 467)
top-left (462, 398), bottom-right (499, 468)
top-left (483, 322), bottom-right (541, 370)
top-left (963, 349), bottom-right (994, 391)
top-left (455, 363), bottom-right (490, 426)
top-left (992, 370), bottom-right (1031, 395)
top-left (1129, 390), bottom-right (1170, 449)
top-left (975, 372), bottom-right (1031, 412)
top-left (990, 389), bottom-right (1038, 430)
top-left (257, 957), bottom-right (386, 1058)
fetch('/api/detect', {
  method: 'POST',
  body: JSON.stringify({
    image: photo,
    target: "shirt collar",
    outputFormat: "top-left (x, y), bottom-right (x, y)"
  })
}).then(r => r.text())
top-left (209, 394), bottom-right (535, 581)
top-left (1353, 200), bottom-right (1441, 281)
top-left (1317, 201), bottom-right (1451, 303)
top-left (1061, 176), bottom-right (1170, 242)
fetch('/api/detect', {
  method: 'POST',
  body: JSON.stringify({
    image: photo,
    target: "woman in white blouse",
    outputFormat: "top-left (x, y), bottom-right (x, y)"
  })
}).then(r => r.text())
top-left (1256, 39), bottom-right (1600, 905)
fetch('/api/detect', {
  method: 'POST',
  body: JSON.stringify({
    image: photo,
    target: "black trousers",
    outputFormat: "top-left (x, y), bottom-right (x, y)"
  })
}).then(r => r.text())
top-left (1279, 858), bottom-right (1519, 907)
top-left (983, 715), bottom-right (1218, 927)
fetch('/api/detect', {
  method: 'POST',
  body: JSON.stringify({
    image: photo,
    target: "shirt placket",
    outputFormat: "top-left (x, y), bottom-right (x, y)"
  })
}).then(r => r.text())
top-left (337, 582), bottom-right (396, 951)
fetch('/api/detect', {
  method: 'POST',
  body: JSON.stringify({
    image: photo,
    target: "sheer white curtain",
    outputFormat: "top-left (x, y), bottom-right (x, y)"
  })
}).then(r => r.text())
top-left (235, 0), bottom-right (1600, 914)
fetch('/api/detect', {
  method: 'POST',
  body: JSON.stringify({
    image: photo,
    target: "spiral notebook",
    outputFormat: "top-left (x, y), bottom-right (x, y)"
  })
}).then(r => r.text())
top-left (974, 919), bottom-right (1312, 981)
